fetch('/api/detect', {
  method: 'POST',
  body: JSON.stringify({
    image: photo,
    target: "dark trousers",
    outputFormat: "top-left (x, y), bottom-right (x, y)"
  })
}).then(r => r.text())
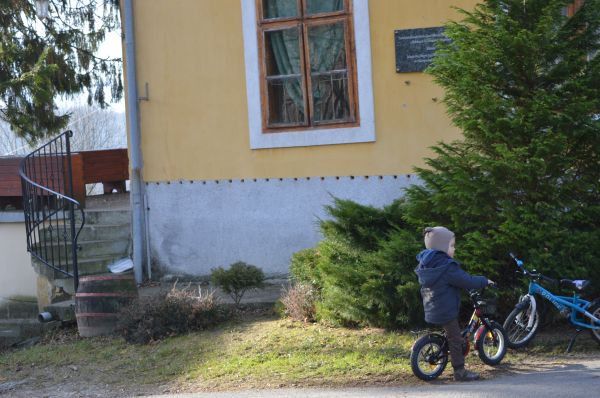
top-left (442, 318), bottom-right (464, 369)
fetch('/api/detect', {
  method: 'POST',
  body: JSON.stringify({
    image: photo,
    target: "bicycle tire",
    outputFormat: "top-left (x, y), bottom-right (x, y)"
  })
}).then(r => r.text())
top-left (476, 321), bottom-right (507, 366)
top-left (587, 301), bottom-right (600, 345)
top-left (503, 304), bottom-right (539, 349)
top-left (410, 334), bottom-right (448, 381)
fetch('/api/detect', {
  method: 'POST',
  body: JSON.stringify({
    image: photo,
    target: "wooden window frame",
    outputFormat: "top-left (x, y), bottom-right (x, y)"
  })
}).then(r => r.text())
top-left (565, 0), bottom-right (585, 17)
top-left (256, 0), bottom-right (359, 133)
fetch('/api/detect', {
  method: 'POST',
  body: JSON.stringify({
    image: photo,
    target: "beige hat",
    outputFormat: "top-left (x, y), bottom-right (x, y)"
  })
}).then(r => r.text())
top-left (424, 226), bottom-right (455, 254)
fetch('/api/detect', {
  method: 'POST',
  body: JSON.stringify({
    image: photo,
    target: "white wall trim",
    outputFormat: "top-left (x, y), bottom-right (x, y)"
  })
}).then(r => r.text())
top-left (241, 0), bottom-right (376, 149)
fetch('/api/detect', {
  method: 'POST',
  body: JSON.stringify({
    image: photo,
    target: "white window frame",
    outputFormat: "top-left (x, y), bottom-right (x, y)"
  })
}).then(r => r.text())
top-left (241, 0), bottom-right (376, 149)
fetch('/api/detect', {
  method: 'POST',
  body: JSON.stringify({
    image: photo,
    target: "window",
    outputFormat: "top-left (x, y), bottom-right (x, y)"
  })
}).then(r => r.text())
top-left (565, 0), bottom-right (584, 17)
top-left (241, 0), bottom-right (375, 149)
top-left (257, 0), bottom-right (358, 130)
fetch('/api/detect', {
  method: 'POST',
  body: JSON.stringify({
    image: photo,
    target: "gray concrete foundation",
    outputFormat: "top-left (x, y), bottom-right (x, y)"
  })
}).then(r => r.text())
top-left (145, 175), bottom-right (415, 276)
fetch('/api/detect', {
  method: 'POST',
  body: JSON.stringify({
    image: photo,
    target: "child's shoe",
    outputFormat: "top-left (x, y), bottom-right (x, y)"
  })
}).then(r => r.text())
top-left (454, 368), bottom-right (480, 381)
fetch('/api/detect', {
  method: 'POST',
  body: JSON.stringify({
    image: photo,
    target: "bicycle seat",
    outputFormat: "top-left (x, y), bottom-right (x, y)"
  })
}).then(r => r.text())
top-left (560, 279), bottom-right (591, 291)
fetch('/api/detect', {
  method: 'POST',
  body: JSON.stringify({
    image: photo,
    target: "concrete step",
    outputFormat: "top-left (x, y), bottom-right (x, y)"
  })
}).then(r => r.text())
top-left (33, 238), bottom-right (129, 261)
top-left (0, 319), bottom-right (45, 349)
top-left (79, 224), bottom-right (130, 241)
top-left (39, 223), bottom-right (130, 242)
top-left (77, 255), bottom-right (131, 276)
top-left (0, 297), bottom-right (38, 320)
top-left (77, 209), bottom-right (130, 225)
top-left (85, 193), bottom-right (130, 211)
top-left (32, 254), bottom-right (131, 290)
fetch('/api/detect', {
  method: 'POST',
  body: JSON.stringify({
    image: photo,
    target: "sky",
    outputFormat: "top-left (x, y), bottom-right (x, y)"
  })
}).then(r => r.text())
top-left (92, 30), bottom-right (126, 113)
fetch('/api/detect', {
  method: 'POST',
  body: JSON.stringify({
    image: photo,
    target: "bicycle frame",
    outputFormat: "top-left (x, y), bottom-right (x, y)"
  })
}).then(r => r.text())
top-left (528, 281), bottom-right (600, 330)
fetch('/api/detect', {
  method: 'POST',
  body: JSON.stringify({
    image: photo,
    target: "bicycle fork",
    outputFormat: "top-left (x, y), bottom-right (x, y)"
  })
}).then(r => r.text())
top-left (516, 294), bottom-right (537, 330)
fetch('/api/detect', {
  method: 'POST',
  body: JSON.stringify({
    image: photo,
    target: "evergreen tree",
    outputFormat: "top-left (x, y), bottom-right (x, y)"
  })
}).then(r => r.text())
top-left (0, 0), bottom-right (122, 142)
top-left (404, 0), bottom-right (600, 290)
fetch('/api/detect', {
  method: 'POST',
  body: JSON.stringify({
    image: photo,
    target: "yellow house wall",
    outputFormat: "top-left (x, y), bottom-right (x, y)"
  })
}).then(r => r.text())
top-left (131, 0), bottom-right (478, 181)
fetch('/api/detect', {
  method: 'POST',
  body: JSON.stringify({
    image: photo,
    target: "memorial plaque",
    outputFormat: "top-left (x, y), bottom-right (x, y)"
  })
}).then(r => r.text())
top-left (395, 27), bottom-right (450, 73)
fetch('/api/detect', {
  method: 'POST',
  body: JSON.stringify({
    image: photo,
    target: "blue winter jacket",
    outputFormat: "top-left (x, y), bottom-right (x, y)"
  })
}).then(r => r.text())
top-left (414, 249), bottom-right (488, 325)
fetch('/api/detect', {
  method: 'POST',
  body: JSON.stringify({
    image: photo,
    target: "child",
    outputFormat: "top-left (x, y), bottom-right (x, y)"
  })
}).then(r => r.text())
top-left (414, 226), bottom-right (494, 382)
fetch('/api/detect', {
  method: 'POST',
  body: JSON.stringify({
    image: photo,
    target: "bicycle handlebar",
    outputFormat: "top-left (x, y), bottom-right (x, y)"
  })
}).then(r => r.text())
top-left (509, 252), bottom-right (524, 268)
top-left (510, 253), bottom-right (557, 285)
top-left (468, 283), bottom-right (496, 299)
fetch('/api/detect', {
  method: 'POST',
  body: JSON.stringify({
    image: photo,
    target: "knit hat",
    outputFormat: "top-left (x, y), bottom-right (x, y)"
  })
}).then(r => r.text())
top-left (424, 226), bottom-right (455, 254)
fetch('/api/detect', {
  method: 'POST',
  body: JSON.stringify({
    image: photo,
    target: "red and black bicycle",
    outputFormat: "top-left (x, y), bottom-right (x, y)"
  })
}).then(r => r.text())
top-left (410, 287), bottom-right (507, 381)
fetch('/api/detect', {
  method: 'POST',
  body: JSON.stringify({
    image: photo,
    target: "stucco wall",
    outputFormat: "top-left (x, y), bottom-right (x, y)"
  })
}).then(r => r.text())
top-left (0, 216), bottom-right (36, 300)
top-left (146, 175), bottom-right (415, 276)
top-left (129, 0), bottom-right (478, 182)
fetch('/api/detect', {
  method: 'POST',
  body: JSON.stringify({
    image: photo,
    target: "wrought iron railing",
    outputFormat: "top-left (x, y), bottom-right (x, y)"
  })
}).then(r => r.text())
top-left (19, 131), bottom-right (85, 291)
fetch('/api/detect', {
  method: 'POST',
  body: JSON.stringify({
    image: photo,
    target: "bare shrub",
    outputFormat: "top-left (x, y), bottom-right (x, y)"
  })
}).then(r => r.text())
top-left (117, 284), bottom-right (228, 344)
top-left (280, 284), bottom-right (317, 323)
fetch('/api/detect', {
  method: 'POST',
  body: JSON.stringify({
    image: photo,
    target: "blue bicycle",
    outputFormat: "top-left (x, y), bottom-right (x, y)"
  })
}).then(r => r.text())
top-left (503, 253), bottom-right (600, 352)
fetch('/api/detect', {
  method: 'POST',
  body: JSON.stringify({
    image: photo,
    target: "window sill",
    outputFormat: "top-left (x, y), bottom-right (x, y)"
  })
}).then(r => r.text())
top-left (250, 124), bottom-right (375, 149)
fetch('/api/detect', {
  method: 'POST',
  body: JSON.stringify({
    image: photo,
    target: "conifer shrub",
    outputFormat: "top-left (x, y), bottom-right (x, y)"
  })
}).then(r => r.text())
top-left (290, 248), bottom-right (322, 291)
top-left (403, 0), bottom-right (600, 298)
top-left (292, 198), bottom-right (424, 329)
top-left (210, 262), bottom-right (265, 307)
top-left (117, 285), bottom-right (227, 344)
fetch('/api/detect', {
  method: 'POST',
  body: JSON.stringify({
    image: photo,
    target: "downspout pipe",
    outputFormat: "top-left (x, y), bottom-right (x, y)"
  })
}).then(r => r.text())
top-left (123, 0), bottom-right (145, 284)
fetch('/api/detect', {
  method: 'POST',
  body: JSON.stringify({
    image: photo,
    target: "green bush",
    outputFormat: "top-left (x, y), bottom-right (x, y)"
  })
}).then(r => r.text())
top-left (211, 262), bottom-right (265, 307)
top-left (117, 285), bottom-right (227, 344)
top-left (402, 0), bottom-right (600, 298)
top-left (322, 197), bottom-right (408, 251)
top-left (290, 248), bottom-right (322, 290)
top-left (296, 199), bottom-right (424, 330)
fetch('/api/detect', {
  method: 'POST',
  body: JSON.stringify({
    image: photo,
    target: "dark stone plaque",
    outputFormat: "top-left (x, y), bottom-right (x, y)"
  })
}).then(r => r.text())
top-left (395, 27), bottom-right (450, 73)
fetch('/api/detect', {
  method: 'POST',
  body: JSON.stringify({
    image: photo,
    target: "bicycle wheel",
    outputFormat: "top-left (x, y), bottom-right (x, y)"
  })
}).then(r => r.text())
top-left (503, 304), bottom-right (539, 348)
top-left (410, 334), bottom-right (448, 381)
top-left (476, 321), bottom-right (507, 366)
top-left (587, 301), bottom-right (600, 345)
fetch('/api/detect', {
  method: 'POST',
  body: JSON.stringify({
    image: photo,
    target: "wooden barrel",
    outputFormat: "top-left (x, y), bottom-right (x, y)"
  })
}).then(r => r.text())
top-left (75, 274), bottom-right (137, 337)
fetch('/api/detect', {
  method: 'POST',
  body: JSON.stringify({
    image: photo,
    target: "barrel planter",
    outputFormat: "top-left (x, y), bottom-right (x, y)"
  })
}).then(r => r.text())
top-left (75, 274), bottom-right (137, 337)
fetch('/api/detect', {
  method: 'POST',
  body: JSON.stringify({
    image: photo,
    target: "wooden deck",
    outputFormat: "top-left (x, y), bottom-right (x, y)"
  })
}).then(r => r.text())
top-left (0, 149), bottom-right (129, 208)
top-left (0, 157), bottom-right (22, 195)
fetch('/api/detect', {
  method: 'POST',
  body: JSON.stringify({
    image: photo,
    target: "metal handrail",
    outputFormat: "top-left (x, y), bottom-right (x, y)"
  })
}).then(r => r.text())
top-left (19, 131), bottom-right (85, 291)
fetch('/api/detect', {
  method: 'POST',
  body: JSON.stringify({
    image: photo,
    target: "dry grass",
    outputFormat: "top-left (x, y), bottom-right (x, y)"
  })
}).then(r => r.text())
top-left (0, 313), bottom-right (598, 397)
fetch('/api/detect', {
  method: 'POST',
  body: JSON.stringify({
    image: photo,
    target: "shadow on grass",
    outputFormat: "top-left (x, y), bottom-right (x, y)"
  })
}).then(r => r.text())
top-left (4, 310), bottom-right (596, 395)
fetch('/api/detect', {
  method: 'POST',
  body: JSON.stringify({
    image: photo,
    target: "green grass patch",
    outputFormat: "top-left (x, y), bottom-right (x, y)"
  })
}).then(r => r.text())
top-left (0, 315), bottom-right (598, 393)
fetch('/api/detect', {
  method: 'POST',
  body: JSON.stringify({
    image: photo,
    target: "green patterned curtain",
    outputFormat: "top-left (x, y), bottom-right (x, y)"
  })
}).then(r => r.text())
top-left (264, 0), bottom-right (349, 123)
top-left (306, 0), bottom-right (344, 15)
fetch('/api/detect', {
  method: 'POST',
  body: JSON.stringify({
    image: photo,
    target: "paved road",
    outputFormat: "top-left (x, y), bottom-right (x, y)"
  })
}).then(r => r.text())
top-left (143, 360), bottom-right (600, 398)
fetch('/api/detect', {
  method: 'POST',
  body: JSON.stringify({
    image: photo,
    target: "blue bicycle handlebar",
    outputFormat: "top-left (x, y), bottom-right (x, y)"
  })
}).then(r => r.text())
top-left (509, 253), bottom-right (557, 285)
top-left (509, 252), bottom-right (524, 268)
